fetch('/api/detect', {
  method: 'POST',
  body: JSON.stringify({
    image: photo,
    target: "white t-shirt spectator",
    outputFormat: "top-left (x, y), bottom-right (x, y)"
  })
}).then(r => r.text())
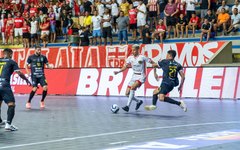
top-left (133, 1), bottom-right (140, 8)
top-left (231, 14), bottom-right (240, 25)
top-left (117, 0), bottom-right (122, 5)
top-left (102, 14), bottom-right (112, 27)
top-left (185, 0), bottom-right (198, 11)
top-left (97, 3), bottom-right (105, 17)
top-left (92, 15), bottom-right (102, 30)
top-left (111, 3), bottom-right (119, 16)
top-left (53, 5), bottom-right (61, 21)
top-left (30, 20), bottom-right (38, 34)
top-left (137, 4), bottom-right (147, 19)
top-left (217, 5), bottom-right (230, 12)
top-left (231, 5), bottom-right (240, 13)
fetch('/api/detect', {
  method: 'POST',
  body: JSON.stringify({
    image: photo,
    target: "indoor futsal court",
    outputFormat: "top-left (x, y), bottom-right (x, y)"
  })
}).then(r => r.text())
top-left (0, 95), bottom-right (239, 150)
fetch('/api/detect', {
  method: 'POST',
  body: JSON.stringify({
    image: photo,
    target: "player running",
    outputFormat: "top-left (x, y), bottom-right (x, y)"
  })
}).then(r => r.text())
top-left (0, 48), bottom-right (31, 131)
top-left (145, 50), bottom-right (187, 112)
top-left (114, 44), bottom-right (155, 112)
top-left (25, 46), bottom-right (53, 109)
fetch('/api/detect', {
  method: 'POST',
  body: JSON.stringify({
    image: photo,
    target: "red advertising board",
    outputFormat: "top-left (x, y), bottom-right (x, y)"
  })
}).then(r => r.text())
top-left (11, 67), bottom-right (240, 99)
top-left (1, 42), bottom-right (225, 68)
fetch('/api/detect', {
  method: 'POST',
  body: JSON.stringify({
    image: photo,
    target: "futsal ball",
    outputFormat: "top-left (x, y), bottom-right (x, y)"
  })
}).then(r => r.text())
top-left (111, 104), bottom-right (120, 113)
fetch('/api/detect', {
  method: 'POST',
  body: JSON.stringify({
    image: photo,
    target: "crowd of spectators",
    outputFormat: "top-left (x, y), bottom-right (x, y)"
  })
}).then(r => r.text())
top-left (0, 0), bottom-right (240, 47)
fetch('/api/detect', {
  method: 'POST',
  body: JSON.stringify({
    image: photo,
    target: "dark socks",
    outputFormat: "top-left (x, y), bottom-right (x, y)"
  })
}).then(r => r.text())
top-left (152, 94), bottom-right (158, 105)
top-left (41, 90), bottom-right (47, 102)
top-left (28, 91), bottom-right (36, 103)
top-left (7, 105), bottom-right (15, 124)
top-left (164, 97), bottom-right (181, 106)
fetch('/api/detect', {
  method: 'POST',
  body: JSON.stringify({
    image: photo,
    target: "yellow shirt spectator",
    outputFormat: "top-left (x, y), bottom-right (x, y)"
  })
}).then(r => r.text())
top-left (120, 2), bottom-right (130, 16)
top-left (218, 13), bottom-right (230, 23)
top-left (83, 15), bottom-right (92, 27)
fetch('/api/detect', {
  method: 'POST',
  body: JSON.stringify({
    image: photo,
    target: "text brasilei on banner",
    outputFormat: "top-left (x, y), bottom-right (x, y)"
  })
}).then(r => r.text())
top-left (11, 67), bottom-right (240, 99)
top-left (1, 42), bottom-right (225, 68)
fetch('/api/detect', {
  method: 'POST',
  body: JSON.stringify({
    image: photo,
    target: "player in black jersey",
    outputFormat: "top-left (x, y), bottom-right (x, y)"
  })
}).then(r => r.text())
top-left (25, 46), bottom-right (53, 109)
top-left (145, 50), bottom-right (187, 112)
top-left (0, 48), bottom-right (31, 131)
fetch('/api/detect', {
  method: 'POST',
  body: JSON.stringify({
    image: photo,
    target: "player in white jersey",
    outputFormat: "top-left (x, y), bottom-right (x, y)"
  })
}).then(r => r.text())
top-left (114, 44), bottom-right (155, 112)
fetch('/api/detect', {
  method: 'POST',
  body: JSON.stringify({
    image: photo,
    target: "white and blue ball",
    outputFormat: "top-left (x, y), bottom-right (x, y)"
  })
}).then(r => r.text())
top-left (111, 104), bottom-right (120, 113)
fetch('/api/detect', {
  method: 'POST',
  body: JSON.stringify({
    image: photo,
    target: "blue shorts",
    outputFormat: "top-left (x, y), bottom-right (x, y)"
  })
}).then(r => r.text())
top-left (50, 24), bottom-right (56, 33)
top-left (118, 30), bottom-right (128, 41)
top-left (62, 27), bottom-right (68, 35)
top-left (92, 29), bottom-right (101, 37)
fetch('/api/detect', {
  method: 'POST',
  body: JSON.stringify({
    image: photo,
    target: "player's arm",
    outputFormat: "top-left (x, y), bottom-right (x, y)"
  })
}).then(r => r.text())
top-left (15, 70), bottom-right (31, 85)
top-left (178, 70), bottom-right (185, 92)
top-left (114, 64), bottom-right (128, 75)
top-left (44, 56), bottom-right (54, 69)
top-left (24, 63), bottom-right (31, 75)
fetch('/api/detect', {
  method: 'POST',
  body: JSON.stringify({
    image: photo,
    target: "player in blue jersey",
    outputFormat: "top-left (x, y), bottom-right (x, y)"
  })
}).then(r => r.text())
top-left (0, 48), bottom-right (31, 131)
top-left (25, 46), bottom-right (53, 109)
top-left (145, 50), bottom-right (187, 112)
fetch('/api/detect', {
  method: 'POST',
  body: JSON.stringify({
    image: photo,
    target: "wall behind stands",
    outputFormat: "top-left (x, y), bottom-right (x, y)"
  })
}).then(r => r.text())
top-left (11, 67), bottom-right (240, 99)
top-left (1, 41), bottom-right (225, 68)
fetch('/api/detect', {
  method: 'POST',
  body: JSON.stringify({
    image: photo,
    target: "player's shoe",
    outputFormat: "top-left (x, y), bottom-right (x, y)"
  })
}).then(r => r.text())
top-left (40, 101), bottom-right (45, 109)
top-left (5, 123), bottom-right (18, 131)
top-left (122, 106), bottom-right (129, 112)
top-left (180, 100), bottom-right (187, 112)
top-left (144, 105), bottom-right (157, 111)
top-left (135, 100), bottom-right (143, 110)
top-left (26, 102), bottom-right (31, 109)
top-left (0, 120), bottom-right (6, 127)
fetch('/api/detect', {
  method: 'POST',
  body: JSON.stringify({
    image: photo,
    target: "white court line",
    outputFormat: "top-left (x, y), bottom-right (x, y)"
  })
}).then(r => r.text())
top-left (109, 141), bottom-right (128, 145)
top-left (0, 121), bottom-right (239, 149)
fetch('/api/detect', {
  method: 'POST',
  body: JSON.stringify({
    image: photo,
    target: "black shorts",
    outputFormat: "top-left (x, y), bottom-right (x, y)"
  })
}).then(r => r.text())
top-left (102, 26), bottom-right (112, 38)
top-left (166, 16), bottom-right (176, 26)
top-left (23, 33), bottom-right (30, 39)
top-left (56, 20), bottom-right (61, 28)
top-left (149, 11), bottom-right (157, 17)
top-left (31, 33), bottom-right (37, 39)
top-left (112, 16), bottom-right (118, 24)
top-left (159, 82), bottom-right (174, 95)
top-left (31, 76), bottom-right (48, 87)
top-left (129, 23), bottom-right (137, 29)
top-left (0, 86), bottom-right (15, 103)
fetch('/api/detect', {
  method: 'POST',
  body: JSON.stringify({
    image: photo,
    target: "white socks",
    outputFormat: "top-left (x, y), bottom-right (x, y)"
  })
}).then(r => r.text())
top-left (127, 90), bottom-right (135, 107)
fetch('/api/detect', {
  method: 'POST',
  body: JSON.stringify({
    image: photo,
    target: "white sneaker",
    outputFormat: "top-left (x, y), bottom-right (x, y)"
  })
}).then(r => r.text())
top-left (0, 120), bottom-right (6, 127)
top-left (180, 100), bottom-right (187, 112)
top-left (144, 105), bottom-right (157, 111)
top-left (5, 123), bottom-right (18, 131)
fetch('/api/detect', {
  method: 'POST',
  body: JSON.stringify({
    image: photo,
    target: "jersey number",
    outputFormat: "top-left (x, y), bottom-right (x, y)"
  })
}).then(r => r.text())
top-left (169, 67), bottom-right (177, 78)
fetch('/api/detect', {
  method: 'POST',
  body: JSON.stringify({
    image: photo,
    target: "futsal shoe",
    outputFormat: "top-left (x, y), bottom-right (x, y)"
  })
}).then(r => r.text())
top-left (144, 105), bottom-right (157, 111)
top-left (135, 100), bottom-right (143, 110)
top-left (5, 123), bottom-right (18, 131)
top-left (40, 101), bottom-right (45, 109)
top-left (122, 106), bottom-right (129, 112)
top-left (0, 120), bottom-right (6, 127)
top-left (180, 100), bottom-right (187, 112)
top-left (26, 102), bottom-right (31, 109)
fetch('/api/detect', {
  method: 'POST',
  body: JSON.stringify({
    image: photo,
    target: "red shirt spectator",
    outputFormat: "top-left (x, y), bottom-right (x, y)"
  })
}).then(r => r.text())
top-left (30, 7), bottom-right (38, 17)
top-left (14, 16), bottom-right (24, 28)
top-left (156, 24), bottom-right (166, 31)
top-left (22, 24), bottom-right (30, 33)
top-left (190, 15), bottom-right (200, 28)
top-left (129, 8), bottom-right (137, 24)
top-left (176, 1), bottom-right (186, 16)
top-left (28, 0), bottom-right (38, 5)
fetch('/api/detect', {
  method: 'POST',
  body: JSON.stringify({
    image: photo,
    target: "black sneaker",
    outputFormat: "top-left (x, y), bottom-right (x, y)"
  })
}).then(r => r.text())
top-left (135, 100), bottom-right (143, 110)
top-left (122, 106), bottom-right (129, 112)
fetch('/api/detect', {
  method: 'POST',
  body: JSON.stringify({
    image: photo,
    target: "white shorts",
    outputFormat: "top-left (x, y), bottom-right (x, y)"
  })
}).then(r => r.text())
top-left (14, 28), bottom-right (23, 37)
top-left (41, 31), bottom-right (49, 36)
top-left (137, 18), bottom-right (146, 27)
top-left (128, 74), bottom-right (146, 88)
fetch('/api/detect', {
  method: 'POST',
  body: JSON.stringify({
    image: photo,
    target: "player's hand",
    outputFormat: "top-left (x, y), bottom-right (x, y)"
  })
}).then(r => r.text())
top-left (48, 64), bottom-right (54, 69)
top-left (114, 71), bottom-right (119, 75)
top-left (26, 80), bottom-right (32, 86)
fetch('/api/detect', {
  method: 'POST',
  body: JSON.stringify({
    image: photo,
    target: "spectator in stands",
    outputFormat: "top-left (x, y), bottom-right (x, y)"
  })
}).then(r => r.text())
top-left (185, 0), bottom-right (198, 22)
top-left (29, 2), bottom-right (38, 18)
top-left (103, 0), bottom-right (112, 10)
top-left (111, 0), bottom-right (119, 33)
top-left (204, 9), bottom-right (217, 35)
top-left (120, 0), bottom-right (130, 16)
top-left (159, 0), bottom-right (168, 20)
top-left (129, 4), bottom-right (137, 41)
top-left (22, 19), bottom-right (30, 48)
top-left (67, 14), bottom-right (74, 35)
top-left (147, 0), bottom-right (159, 31)
top-left (83, 0), bottom-right (94, 14)
top-left (95, 0), bottom-right (104, 17)
top-left (61, 1), bottom-right (72, 15)
top-left (186, 12), bottom-right (200, 37)
top-left (199, 0), bottom-right (211, 23)
top-left (6, 13), bottom-right (14, 45)
top-left (216, 8), bottom-right (230, 36)
top-left (83, 11), bottom-right (92, 28)
top-left (14, 12), bottom-right (24, 45)
top-left (137, 0), bottom-right (147, 39)
top-left (30, 15), bottom-right (38, 47)
top-left (132, 0), bottom-right (140, 8)
top-left (217, 0), bottom-right (229, 14)
top-left (210, 0), bottom-right (218, 12)
top-left (102, 8), bottom-right (112, 45)
top-left (39, 10), bottom-right (47, 23)
top-left (0, 13), bottom-right (6, 45)
top-left (40, 16), bottom-right (50, 47)
top-left (91, 10), bottom-right (102, 45)
top-left (200, 18), bottom-right (212, 42)
top-left (61, 9), bottom-right (69, 42)
top-left (226, 8), bottom-right (240, 35)
top-left (164, 0), bottom-right (178, 38)
top-left (39, 2), bottom-right (48, 15)
top-left (142, 24), bottom-right (151, 44)
top-left (79, 26), bottom-right (91, 46)
top-left (176, 13), bottom-right (187, 38)
top-left (232, 0), bottom-right (240, 14)
top-left (151, 19), bottom-right (166, 44)
top-left (117, 11), bottom-right (129, 45)
top-left (176, 0), bottom-right (186, 17)
top-left (53, 2), bottom-right (61, 36)
top-left (48, 7), bottom-right (56, 43)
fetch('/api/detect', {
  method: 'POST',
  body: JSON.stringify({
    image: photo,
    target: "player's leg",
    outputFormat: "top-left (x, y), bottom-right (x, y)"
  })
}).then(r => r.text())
top-left (0, 100), bottom-right (3, 124)
top-left (26, 77), bottom-right (38, 109)
top-left (40, 76), bottom-right (48, 109)
top-left (144, 88), bottom-right (160, 111)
